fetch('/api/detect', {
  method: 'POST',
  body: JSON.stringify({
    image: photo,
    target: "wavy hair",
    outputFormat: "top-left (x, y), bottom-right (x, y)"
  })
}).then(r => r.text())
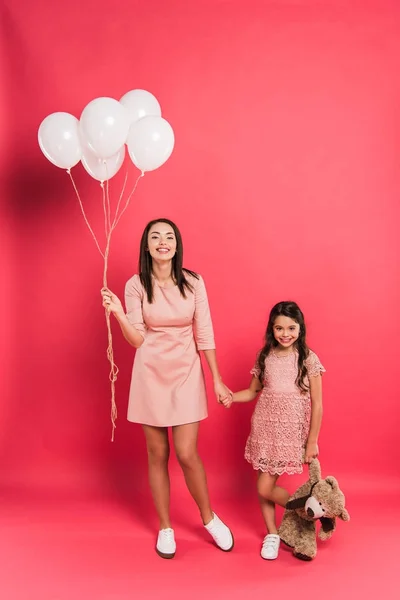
top-left (257, 301), bottom-right (310, 393)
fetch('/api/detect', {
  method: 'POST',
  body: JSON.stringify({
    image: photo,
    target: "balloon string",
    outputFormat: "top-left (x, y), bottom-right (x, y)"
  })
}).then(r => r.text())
top-left (103, 172), bottom-right (144, 439)
top-left (105, 165), bottom-right (112, 233)
top-left (103, 230), bottom-right (118, 441)
top-left (67, 168), bottom-right (144, 441)
top-left (101, 181), bottom-right (108, 239)
top-left (67, 170), bottom-right (104, 258)
top-left (111, 170), bottom-right (129, 229)
top-left (112, 171), bottom-right (144, 230)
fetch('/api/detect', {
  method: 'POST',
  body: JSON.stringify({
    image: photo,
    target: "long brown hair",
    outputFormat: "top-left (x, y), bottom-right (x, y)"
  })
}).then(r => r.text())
top-left (139, 218), bottom-right (198, 303)
top-left (257, 301), bottom-right (310, 393)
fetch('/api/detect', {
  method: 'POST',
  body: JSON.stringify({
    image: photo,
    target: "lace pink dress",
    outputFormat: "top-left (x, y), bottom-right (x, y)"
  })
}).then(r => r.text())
top-left (244, 350), bottom-right (325, 475)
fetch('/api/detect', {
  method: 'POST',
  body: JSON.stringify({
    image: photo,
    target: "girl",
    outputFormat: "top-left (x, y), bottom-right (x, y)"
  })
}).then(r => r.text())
top-left (101, 219), bottom-right (233, 559)
top-left (222, 301), bottom-right (324, 560)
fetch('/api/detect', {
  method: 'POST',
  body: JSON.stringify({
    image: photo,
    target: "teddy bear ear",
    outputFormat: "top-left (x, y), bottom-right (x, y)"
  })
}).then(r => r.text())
top-left (339, 508), bottom-right (350, 522)
top-left (325, 476), bottom-right (339, 490)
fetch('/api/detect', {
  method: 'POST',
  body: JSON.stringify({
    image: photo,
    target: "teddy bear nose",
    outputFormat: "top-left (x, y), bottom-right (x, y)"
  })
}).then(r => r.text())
top-left (307, 507), bottom-right (314, 518)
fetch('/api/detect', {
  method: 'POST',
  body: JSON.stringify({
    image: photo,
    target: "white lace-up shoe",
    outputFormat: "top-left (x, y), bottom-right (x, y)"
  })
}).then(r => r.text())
top-left (204, 513), bottom-right (234, 552)
top-left (261, 534), bottom-right (280, 560)
top-left (156, 528), bottom-right (176, 559)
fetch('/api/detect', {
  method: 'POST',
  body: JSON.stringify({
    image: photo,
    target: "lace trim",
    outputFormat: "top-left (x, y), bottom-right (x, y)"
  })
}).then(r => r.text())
top-left (244, 454), bottom-right (305, 476)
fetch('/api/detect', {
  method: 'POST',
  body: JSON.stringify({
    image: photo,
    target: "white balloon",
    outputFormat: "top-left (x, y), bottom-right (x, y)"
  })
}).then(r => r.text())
top-left (127, 116), bottom-right (175, 173)
top-left (120, 89), bottom-right (161, 125)
top-left (80, 97), bottom-right (130, 159)
top-left (81, 145), bottom-right (125, 182)
top-left (38, 112), bottom-right (82, 169)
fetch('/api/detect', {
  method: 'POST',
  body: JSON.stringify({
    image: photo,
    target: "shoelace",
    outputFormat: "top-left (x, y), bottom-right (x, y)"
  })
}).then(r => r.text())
top-left (208, 520), bottom-right (224, 545)
top-left (263, 536), bottom-right (279, 549)
top-left (160, 529), bottom-right (174, 542)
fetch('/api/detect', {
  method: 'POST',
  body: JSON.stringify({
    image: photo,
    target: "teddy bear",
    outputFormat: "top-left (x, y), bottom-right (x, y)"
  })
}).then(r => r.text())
top-left (278, 458), bottom-right (350, 561)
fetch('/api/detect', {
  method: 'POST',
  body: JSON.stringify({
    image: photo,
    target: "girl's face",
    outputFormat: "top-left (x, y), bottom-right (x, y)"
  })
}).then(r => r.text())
top-left (273, 315), bottom-right (300, 348)
top-left (147, 222), bottom-right (177, 263)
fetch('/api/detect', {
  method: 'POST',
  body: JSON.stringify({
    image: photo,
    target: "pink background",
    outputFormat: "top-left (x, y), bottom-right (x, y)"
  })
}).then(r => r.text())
top-left (1, 0), bottom-right (399, 502)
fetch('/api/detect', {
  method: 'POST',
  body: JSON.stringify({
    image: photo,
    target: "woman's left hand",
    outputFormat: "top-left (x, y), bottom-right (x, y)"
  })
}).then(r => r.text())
top-left (305, 441), bottom-right (319, 463)
top-left (214, 380), bottom-right (232, 406)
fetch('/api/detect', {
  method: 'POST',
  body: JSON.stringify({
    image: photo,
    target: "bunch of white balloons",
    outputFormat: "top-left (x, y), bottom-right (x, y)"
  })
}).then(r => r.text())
top-left (38, 89), bottom-right (175, 181)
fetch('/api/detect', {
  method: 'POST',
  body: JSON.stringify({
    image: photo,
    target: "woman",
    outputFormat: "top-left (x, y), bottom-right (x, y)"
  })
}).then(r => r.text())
top-left (101, 218), bottom-right (233, 559)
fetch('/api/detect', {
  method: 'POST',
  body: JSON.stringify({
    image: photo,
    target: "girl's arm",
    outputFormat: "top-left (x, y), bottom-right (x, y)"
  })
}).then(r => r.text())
top-left (225, 376), bottom-right (262, 406)
top-left (305, 374), bottom-right (323, 462)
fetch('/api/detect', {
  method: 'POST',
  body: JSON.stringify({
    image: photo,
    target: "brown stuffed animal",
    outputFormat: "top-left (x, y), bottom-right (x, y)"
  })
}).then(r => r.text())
top-left (278, 458), bottom-right (350, 561)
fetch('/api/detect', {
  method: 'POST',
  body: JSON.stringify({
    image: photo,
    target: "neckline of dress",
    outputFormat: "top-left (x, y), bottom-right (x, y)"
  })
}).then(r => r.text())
top-left (272, 349), bottom-right (296, 359)
top-left (152, 276), bottom-right (177, 289)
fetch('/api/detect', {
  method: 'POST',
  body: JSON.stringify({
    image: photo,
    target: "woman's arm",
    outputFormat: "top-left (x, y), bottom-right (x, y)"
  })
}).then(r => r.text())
top-left (193, 276), bottom-right (231, 401)
top-left (202, 349), bottom-right (232, 401)
top-left (113, 310), bottom-right (145, 349)
top-left (305, 374), bottom-right (323, 462)
top-left (202, 349), bottom-right (221, 380)
top-left (101, 288), bottom-right (145, 349)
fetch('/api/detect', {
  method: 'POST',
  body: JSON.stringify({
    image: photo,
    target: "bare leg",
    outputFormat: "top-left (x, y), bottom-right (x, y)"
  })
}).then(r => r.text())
top-left (142, 425), bottom-right (171, 530)
top-left (257, 472), bottom-right (290, 534)
top-left (172, 422), bottom-right (213, 525)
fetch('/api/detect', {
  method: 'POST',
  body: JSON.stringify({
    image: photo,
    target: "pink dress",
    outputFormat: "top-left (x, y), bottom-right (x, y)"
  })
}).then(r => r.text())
top-left (124, 273), bottom-right (215, 427)
top-left (245, 350), bottom-right (325, 475)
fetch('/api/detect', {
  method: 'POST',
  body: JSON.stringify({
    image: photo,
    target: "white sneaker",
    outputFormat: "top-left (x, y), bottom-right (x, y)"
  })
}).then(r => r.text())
top-left (261, 534), bottom-right (280, 560)
top-left (156, 528), bottom-right (176, 559)
top-left (204, 513), bottom-right (234, 552)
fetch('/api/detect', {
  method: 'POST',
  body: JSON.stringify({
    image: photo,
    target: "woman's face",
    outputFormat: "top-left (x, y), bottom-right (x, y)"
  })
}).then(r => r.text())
top-left (147, 222), bottom-right (177, 262)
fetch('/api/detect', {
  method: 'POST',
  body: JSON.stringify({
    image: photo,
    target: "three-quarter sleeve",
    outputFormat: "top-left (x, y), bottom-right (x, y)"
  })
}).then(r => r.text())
top-left (193, 275), bottom-right (215, 350)
top-left (124, 275), bottom-right (146, 339)
top-left (305, 351), bottom-right (325, 377)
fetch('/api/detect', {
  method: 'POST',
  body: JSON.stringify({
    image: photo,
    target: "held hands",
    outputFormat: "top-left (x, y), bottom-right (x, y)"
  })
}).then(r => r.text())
top-left (304, 441), bottom-right (319, 463)
top-left (214, 379), bottom-right (233, 408)
top-left (220, 394), bottom-right (233, 409)
top-left (101, 288), bottom-right (124, 316)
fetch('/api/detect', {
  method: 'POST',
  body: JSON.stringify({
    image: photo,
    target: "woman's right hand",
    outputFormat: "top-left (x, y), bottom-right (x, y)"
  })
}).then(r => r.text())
top-left (101, 288), bottom-right (124, 316)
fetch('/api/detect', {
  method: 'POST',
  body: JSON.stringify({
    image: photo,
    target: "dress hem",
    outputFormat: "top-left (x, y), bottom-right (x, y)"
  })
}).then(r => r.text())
top-left (127, 414), bottom-right (208, 427)
top-left (244, 455), bottom-right (304, 476)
